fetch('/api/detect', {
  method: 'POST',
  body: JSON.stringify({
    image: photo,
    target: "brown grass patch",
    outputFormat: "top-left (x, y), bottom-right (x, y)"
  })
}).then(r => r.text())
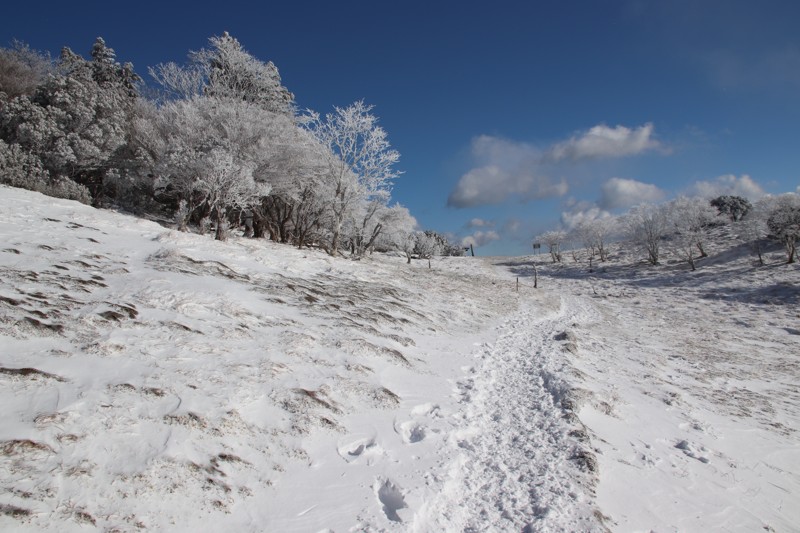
top-left (0, 366), bottom-right (66, 381)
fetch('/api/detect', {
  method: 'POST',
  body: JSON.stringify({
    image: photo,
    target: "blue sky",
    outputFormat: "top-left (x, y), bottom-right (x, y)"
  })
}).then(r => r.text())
top-left (3, 0), bottom-right (799, 255)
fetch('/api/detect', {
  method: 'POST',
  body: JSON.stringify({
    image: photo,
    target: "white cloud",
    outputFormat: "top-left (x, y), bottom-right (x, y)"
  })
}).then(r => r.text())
top-left (466, 218), bottom-right (494, 228)
top-left (545, 123), bottom-right (663, 162)
top-left (447, 137), bottom-right (568, 207)
top-left (560, 204), bottom-right (612, 230)
top-left (448, 125), bottom-right (667, 208)
top-left (599, 177), bottom-right (665, 210)
top-left (461, 230), bottom-right (500, 248)
top-left (686, 174), bottom-right (766, 199)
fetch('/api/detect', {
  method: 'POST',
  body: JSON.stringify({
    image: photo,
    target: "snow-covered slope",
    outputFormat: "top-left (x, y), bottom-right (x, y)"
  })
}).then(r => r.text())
top-left (500, 233), bottom-right (800, 532)
top-left (2, 185), bottom-right (798, 532)
top-left (0, 187), bottom-right (600, 531)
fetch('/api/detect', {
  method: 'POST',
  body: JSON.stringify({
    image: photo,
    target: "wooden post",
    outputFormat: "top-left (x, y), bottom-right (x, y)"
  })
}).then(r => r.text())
top-left (516, 277), bottom-right (519, 292)
top-left (532, 261), bottom-right (538, 289)
top-left (470, 243), bottom-right (475, 257)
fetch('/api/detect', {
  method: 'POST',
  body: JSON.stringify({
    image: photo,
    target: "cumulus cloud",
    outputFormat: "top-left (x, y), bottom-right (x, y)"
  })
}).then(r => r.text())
top-left (599, 177), bottom-right (665, 209)
top-left (560, 203), bottom-right (612, 230)
top-left (686, 174), bottom-right (766, 199)
top-left (448, 125), bottom-right (666, 209)
top-left (447, 141), bottom-right (568, 207)
top-left (462, 230), bottom-right (500, 248)
top-left (545, 123), bottom-right (663, 162)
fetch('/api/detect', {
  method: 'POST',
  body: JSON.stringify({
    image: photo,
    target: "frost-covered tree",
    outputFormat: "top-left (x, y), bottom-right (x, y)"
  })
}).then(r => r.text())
top-left (668, 196), bottom-right (720, 270)
top-left (424, 231), bottom-right (459, 256)
top-left (0, 41), bottom-right (53, 100)
top-left (372, 203), bottom-right (417, 256)
top-left (766, 193), bottom-right (800, 263)
top-left (255, 125), bottom-right (330, 247)
top-left (0, 39), bottom-right (139, 202)
top-left (89, 37), bottom-right (141, 98)
top-left (142, 96), bottom-right (292, 237)
top-left (711, 195), bottom-right (752, 222)
top-left (150, 33), bottom-right (293, 114)
top-left (624, 203), bottom-right (669, 265)
top-left (238, 115), bottom-right (325, 244)
top-left (304, 100), bottom-right (401, 256)
top-left (413, 231), bottom-right (440, 268)
top-left (739, 198), bottom-right (771, 266)
top-left (201, 32), bottom-right (293, 113)
top-left (194, 149), bottom-right (270, 240)
top-left (536, 230), bottom-right (567, 263)
top-left (147, 35), bottom-right (327, 242)
top-left (574, 216), bottom-right (618, 262)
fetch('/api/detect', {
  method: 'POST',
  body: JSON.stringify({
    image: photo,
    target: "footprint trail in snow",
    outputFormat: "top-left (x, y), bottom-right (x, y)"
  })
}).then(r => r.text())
top-left (414, 294), bottom-right (603, 532)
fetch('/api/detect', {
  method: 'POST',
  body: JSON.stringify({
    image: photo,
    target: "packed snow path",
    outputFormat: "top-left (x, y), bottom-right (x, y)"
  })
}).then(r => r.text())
top-left (415, 293), bottom-right (602, 532)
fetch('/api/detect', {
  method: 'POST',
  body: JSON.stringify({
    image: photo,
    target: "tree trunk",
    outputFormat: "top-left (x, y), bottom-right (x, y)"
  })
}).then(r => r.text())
top-left (214, 211), bottom-right (227, 241)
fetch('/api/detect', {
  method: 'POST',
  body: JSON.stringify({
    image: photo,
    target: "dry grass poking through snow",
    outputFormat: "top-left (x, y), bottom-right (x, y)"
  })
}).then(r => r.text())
top-left (0, 186), bottom-right (516, 531)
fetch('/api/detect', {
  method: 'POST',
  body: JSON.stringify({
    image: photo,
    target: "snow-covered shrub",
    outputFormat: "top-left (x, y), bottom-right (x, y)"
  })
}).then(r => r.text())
top-left (46, 176), bottom-right (92, 204)
top-left (0, 139), bottom-right (91, 203)
top-left (0, 139), bottom-right (47, 187)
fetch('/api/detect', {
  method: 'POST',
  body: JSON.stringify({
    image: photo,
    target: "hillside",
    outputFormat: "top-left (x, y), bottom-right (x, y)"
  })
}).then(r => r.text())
top-left (1, 185), bottom-right (799, 532)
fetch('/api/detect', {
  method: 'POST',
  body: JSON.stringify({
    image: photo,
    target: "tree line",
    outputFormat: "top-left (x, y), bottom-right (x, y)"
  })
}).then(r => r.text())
top-left (536, 193), bottom-right (800, 267)
top-left (0, 34), bottom-right (461, 259)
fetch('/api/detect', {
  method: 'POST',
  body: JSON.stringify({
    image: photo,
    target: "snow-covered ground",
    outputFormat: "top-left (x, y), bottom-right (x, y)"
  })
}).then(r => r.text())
top-left (1, 186), bottom-right (798, 532)
top-left (500, 241), bottom-right (800, 532)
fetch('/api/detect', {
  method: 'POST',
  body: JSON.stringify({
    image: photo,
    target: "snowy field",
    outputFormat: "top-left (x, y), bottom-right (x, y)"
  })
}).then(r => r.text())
top-left (1, 186), bottom-right (798, 532)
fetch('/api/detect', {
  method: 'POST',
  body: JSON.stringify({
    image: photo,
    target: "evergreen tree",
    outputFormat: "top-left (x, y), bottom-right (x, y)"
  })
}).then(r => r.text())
top-left (0, 39), bottom-right (140, 203)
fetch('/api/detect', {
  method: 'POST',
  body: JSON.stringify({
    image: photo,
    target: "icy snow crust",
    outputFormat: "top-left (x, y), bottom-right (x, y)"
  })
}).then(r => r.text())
top-left (1, 186), bottom-right (798, 531)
